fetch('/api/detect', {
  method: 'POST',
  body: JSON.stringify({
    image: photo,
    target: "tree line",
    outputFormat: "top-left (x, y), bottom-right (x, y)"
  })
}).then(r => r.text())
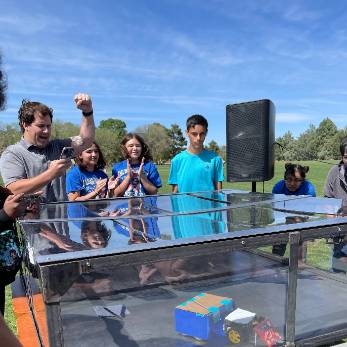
top-left (0, 119), bottom-right (188, 165)
top-left (0, 117), bottom-right (346, 166)
top-left (276, 118), bottom-right (347, 161)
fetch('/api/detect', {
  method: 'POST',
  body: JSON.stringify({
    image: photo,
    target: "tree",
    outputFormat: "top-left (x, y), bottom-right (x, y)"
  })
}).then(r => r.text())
top-left (95, 127), bottom-right (123, 166)
top-left (219, 145), bottom-right (226, 161)
top-left (167, 124), bottom-right (186, 158)
top-left (135, 123), bottom-right (170, 163)
top-left (316, 118), bottom-right (338, 140)
top-left (96, 118), bottom-right (127, 166)
top-left (315, 118), bottom-right (338, 160)
top-left (296, 124), bottom-right (318, 160)
top-left (0, 124), bottom-right (21, 153)
top-left (207, 140), bottom-right (220, 154)
top-left (275, 131), bottom-right (296, 161)
top-left (99, 118), bottom-right (127, 138)
top-left (51, 120), bottom-right (79, 139)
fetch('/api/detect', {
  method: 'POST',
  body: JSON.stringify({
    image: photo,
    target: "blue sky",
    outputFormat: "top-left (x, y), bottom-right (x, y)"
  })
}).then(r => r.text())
top-left (0, 0), bottom-right (347, 144)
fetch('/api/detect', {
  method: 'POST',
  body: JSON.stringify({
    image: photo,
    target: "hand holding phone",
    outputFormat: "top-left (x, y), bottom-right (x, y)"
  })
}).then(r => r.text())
top-left (48, 159), bottom-right (72, 179)
top-left (21, 193), bottom-right (42, 205)
top-left (3, 194), bottom-right (27, 218)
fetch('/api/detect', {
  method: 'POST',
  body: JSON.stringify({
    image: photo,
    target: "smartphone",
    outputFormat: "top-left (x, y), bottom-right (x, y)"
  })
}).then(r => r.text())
top-left (21, 194), bottom-right (42, 205)
top-left (60, 147), bottom-right (75, 160)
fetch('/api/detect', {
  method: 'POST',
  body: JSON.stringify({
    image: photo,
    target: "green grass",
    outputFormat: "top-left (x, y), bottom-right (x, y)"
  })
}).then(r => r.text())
top-left (4, 160), bottom-right (338, 332)
top-left (4, 286), bottom-right (16, 334)
top-left (155, 160), bottom-right (335, 196)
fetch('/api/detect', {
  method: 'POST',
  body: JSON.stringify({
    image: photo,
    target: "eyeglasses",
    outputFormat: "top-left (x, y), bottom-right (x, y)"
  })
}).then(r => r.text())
top-left (343, 155), bottom-right (347, 160)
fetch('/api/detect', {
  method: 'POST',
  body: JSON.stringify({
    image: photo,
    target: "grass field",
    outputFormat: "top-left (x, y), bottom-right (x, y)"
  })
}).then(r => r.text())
top-left (156, 160), bottom-right (335, 196)
top-left (3, 160), bottom-right (339, 334)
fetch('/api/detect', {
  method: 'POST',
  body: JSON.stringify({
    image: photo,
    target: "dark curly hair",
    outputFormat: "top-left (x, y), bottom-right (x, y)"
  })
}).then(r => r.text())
top-left (0, 53), bottom-right (6, 111)
top-left (18, 99), bottom-right (53, 133)
top-left (74, 141), bottom-right (106, 170)
top-left (80, 221), bottom-right (111, 249)
top-left (284, 163), bottom-right (309, 180)
top-left (120, 133), bottom-right (153, 162)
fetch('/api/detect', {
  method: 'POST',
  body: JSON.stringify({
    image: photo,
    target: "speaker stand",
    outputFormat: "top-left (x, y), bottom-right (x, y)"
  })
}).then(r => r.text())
top-left (251, 182), bottom-right (256, 193)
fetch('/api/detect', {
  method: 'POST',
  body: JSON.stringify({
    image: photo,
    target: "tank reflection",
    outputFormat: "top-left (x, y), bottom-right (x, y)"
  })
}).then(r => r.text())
top-left (331, 203), bottom-right (347, 274)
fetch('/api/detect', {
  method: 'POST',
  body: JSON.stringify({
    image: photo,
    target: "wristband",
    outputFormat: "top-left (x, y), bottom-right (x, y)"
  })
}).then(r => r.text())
top-left (82, 110), bottom-right (93, 117)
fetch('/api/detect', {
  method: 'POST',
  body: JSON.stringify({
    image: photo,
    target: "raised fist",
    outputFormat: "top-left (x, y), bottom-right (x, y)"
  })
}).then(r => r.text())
top-left (74, 93), bottom-right (93, 113)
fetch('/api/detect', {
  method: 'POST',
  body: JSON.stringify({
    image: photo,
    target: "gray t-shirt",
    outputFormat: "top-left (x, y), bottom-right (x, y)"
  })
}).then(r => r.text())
top-left (324, 162), bottom-right (347, 200)
top-left (0, 137), bottom-right (72, 202)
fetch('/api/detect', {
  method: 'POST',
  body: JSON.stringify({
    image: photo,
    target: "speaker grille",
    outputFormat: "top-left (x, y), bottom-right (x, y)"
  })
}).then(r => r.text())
top-left (226, 99), bottom-right (275, 182)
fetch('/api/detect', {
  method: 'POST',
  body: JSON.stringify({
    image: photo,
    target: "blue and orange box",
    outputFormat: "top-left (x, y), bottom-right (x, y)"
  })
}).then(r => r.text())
top-left (175, 293), bottom-right (235, 340)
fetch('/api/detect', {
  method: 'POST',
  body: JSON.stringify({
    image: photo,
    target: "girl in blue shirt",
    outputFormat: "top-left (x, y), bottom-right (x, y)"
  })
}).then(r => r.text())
top-left (66, 142), bottom-right (119, 201)
top-left (272, 163), bottom-right (316, 197)
top-left (112, 133), bottom-right (162, 197)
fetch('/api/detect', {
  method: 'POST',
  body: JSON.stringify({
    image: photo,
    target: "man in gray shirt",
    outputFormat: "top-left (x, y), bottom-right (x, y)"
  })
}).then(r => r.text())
top-left (324, 137), bottom-right (347, 273)
top-left (0, 93), bottom-right (95, 202)
top-left (324, 136), bottom-right (347, 200)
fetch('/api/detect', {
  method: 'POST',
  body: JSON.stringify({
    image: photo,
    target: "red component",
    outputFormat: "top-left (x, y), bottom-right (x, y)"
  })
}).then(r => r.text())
top-left (254, 319), bottom-right (283, 347)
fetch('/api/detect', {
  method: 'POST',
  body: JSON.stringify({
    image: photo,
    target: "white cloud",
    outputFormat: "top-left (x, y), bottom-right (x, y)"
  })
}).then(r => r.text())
top-left (172, 35), bottom-right (243, 67)
top-left (276, 112), bottom-right (313, 123)
top-left (0, 13), bottom-right (70, 35)
top-left (283, 5), bottom-right (323, 23)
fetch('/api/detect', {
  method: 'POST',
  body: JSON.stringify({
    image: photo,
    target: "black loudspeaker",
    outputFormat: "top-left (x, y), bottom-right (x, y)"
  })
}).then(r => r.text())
top-left (226, 99), bottom-right (275, 182)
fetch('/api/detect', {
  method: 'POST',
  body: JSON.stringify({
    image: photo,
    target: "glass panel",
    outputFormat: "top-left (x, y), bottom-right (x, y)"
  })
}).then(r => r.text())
top-left (54, 247), bottom-right (288, 347)
top-left (20, 194), bottom-right (230, 222)
top-left (273, 196), bottom-right (344, 215)
top-left (26, 231), bottom-right (347, 346)
top-left (295, 237), bottom-right (347, 341)
top-left (193, 189), bottom-right (304, 205)
top-left (20, 203), bottom-right (326, 265)
top-left (19, 193), bottom-right (347, 346)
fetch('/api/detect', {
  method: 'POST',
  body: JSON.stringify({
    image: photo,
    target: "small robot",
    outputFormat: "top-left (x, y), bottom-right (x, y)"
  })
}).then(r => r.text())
top-left (224, 308), bottom-right (256, 344)
top-left (223, 309), bottom-right (283, 347)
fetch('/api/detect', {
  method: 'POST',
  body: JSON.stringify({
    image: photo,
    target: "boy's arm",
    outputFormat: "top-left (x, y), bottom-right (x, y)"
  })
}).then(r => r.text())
top-left (168, 159), bottom-right (179, 193)
top-left (214, 156), bottom-right (224, 191)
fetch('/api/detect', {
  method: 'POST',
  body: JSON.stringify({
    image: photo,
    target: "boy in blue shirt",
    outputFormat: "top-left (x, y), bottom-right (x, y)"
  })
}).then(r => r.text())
top-left (168, 115), bottom-right (225, 239)
top-left (168, 114), bottom-right (224, 193)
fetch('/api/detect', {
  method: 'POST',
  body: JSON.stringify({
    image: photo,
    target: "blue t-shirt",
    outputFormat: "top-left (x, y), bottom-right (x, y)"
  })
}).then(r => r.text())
top-left (170, 194), bottom-right (225, 239)
top-left (272, 179), bottom-right (316, 197)
top-left (111, 197), bottom-right (161, 241)
top-left (111, 160), bottom-right (162, 197)
top-left (67, 202), bottom-right (100, 229)
top-left (168, 149), bottom-right (224, 193)
top-left (66, 165), bottom-right (108, 198)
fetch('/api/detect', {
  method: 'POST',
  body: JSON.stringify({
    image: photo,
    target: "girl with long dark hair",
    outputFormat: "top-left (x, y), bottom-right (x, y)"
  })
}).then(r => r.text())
top-left (111, 133), bottom-right (161, 197)
top-left (66, 142), bottom-right (118, 200)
